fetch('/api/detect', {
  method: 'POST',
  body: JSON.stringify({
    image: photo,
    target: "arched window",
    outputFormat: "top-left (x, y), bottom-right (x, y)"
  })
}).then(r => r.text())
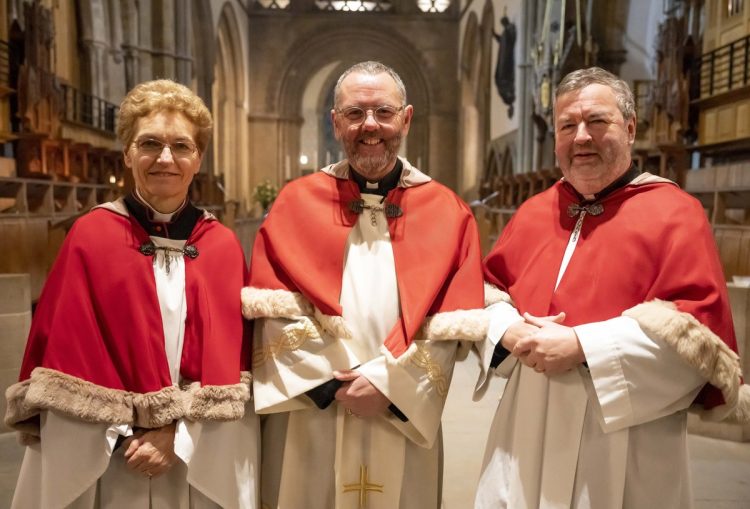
top-left (315, 1), bottom-right (392, 11)
top-left (417, 0), bottom-right (451, 13)
top-left (256, 0), bottom-right (290, 9)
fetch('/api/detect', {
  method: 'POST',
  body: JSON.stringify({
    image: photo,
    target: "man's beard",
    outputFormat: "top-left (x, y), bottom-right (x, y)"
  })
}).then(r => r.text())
top-left (344, 132), bottom-right (402, 179)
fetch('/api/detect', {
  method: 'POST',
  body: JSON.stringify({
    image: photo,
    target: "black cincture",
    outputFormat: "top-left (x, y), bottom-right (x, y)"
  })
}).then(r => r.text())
top-left (567, 202), bottom-right (604, 218)
top-left (348, 199), bottom-right (403, 226)
top-left (139, 242), bottom-right (199, 274)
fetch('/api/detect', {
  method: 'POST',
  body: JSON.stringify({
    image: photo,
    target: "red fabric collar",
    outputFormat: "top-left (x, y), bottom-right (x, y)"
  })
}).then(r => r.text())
top-left (249, 171), bottom-right (484, 357)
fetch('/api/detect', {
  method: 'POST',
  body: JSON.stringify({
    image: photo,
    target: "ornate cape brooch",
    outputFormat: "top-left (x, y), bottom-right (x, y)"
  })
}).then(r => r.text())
top-left (348, 199), bottom-right (403, 226)
top-left (567, 202), bottom-right (604, 218)
top-left (139, 242), bottom-right (199, 274)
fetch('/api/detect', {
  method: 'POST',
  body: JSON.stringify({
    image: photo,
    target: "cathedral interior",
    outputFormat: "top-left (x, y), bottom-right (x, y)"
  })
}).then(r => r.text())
top-left (1, 0), bottom-right (750, 506)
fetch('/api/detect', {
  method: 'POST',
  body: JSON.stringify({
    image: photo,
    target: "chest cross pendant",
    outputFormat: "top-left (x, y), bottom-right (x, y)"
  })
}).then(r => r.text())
top-left (343, 464), bottom-right (384, 509)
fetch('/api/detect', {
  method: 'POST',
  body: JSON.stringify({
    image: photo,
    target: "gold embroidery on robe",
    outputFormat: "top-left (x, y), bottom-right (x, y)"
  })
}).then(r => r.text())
top-left (408, 342), bottom-right (449, 396)
top-left (253, 317), bottom-right (322, 367)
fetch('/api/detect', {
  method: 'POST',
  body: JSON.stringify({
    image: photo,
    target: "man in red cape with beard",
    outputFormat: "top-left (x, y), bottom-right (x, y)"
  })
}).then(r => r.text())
top-left (242, 61), bottom-right (492, 509)
top-left (474, 67), bottom-right (749, 509)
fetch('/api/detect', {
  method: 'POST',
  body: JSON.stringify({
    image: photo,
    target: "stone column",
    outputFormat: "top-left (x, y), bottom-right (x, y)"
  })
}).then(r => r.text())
top-left (0, 274), bottom-right (31, 433)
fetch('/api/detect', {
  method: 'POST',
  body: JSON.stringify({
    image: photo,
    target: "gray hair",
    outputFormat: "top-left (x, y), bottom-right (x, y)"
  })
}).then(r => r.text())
top-left (555, 67), bottom-right (635, 121)
top-left (333, 61), bottom-right (407, 108)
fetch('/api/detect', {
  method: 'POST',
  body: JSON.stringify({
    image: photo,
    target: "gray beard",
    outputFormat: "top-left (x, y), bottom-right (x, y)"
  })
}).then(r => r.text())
top-left (345, 134), bottom-right (402, 178)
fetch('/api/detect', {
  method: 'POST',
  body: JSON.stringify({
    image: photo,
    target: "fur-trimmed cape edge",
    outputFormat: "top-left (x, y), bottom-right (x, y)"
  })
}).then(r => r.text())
top-left (241, 285), bottom-right (502, 343)
top-left (5, 367), bottom-right (252, 444)
top-left (624, 299), bottom-right (750, 424)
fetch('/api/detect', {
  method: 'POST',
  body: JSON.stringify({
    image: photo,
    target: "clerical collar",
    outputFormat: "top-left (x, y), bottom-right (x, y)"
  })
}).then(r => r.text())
top-left (568, 164), bottom-right (642, 204)
top-left (565, 164), bottom-right (641, 219)
top-left (124, 191), bottom-right (202, 240)
top-left (350, 159), bottom-right (403, 197)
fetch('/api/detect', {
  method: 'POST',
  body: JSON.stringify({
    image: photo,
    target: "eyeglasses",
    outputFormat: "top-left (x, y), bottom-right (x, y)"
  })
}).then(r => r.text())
top-left (337, 105), bottom-right (405, 126)
top-left (134, 138), bottom-right (198, 158)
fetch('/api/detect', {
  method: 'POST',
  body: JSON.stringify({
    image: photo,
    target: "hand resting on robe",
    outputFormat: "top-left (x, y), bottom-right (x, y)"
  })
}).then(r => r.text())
top-left (122, 421), bottom-right (178, 478)
top-left (334, 369), bottom-right (391, 417)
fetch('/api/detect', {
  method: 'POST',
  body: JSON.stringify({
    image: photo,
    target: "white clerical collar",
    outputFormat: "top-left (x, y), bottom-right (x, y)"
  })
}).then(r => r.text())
top-left (134, 188), bottom-right (184, 222)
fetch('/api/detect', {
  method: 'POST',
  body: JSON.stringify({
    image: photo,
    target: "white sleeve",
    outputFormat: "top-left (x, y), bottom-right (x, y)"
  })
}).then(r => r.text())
top-left (575, 315), bottom-right (706, 433)
top-left (252, 316), bottom-right (359, 414)
top-left (474, 301), bottom-right (523, 397)
top-left (357, 339), bottom-right (458, 448)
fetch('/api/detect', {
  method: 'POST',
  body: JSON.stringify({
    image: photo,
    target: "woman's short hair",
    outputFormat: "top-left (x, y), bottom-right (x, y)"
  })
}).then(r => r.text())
top-left (117, 79), bottom-right (213, 153)
top-left (555, 67), bottom-right (636, 121)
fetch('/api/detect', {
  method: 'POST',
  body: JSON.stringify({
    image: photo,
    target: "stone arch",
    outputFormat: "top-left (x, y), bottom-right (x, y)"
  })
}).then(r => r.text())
top-left (212, 2), bottom-right (247, 206)
top-left (269, 22), bottom-right (435, 184)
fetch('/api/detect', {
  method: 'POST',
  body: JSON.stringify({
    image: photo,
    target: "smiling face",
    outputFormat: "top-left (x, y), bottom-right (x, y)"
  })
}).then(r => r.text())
top-left (332, 71), bottom-right (413, 180)
top-left (554, 83), bottom-right (636, 197)
top-left (124, 110), bottom-right (202, 213)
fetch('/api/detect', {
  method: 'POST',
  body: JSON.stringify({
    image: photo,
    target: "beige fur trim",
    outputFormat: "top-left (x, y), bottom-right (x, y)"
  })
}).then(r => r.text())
top-left (241, 287), bottom-right (313, 319)
top-left (484, 283), bottom-right (513, 307)
top-left (623, 299), bottom-right (750, 423)
top-left (416, 309), bottom-right (489, 341)
top-left (314, 309), bottom-right (353, 339)
top-left (243, 287), bottom-right (354, 339)
top-left (4, 367), bottom-right (253, 439)
top-left (182, 381), bottom-right (251, 422)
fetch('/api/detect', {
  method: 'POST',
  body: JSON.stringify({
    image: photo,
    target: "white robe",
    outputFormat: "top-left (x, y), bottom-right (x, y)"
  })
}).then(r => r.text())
top-left (12, 231), bottom-right (260, 509)
top-left (255, 193), bottom-right (456, 509)
top-left (474, 229), bottom-right (707, 508)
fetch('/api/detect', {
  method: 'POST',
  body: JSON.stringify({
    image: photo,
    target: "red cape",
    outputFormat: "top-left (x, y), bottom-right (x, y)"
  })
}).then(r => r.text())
top-left (484, 179), bottom-right (737, 408)
top-left (248, 168), bottom-right (484, 357)
top-left (19, 206), bottom-right (250, 390)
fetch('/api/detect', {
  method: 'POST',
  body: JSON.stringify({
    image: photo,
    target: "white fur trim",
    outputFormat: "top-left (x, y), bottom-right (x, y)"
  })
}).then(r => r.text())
top-left (241, 287), bottom-right (313, 319)
top-left (417, 308), bottom-right (489, 342)
top-left (484, 282), bottom-right (513, 307)
top-left (623, 299), bottom-right (750, 423)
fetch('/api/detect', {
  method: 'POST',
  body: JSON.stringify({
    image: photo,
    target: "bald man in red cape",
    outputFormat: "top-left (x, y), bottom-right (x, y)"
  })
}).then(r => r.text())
top-left (474, 67), bottom-right (749, 509)
top-left (242, 62), bottom-right (491, 509)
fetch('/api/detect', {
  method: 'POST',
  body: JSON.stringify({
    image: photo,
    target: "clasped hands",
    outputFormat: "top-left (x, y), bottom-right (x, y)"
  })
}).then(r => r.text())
top-left (501, 312), bottom-right (586, 375)
top-left (333, 370), bottom-right (390, 418)
top-left (121, 422), bottom-right (178, 479)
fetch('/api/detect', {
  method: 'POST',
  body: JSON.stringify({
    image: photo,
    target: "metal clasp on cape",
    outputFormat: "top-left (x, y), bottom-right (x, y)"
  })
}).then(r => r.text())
top-left (348, 199), bottom-right (403, 226)
top-left (139, 242), bottom-right (199, 274)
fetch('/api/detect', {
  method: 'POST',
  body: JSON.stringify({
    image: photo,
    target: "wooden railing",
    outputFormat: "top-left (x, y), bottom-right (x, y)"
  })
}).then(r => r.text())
top-left (0, 176), bottom-right (116, 217)
top-left (61, 84), bottom-right (118, 135)
top-left (0, 40), bottom-right (9, 89)
top-left (697, 34), bottom-right (750, 98)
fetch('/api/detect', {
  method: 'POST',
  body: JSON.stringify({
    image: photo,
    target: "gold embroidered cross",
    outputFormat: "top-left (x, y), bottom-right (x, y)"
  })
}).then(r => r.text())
top-left (343, 464), bottom-right (384, 508)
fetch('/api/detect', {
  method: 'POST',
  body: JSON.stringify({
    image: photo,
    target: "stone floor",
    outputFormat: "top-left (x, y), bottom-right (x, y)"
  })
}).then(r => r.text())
top-left (1, 357), bottom-right (749, 508)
